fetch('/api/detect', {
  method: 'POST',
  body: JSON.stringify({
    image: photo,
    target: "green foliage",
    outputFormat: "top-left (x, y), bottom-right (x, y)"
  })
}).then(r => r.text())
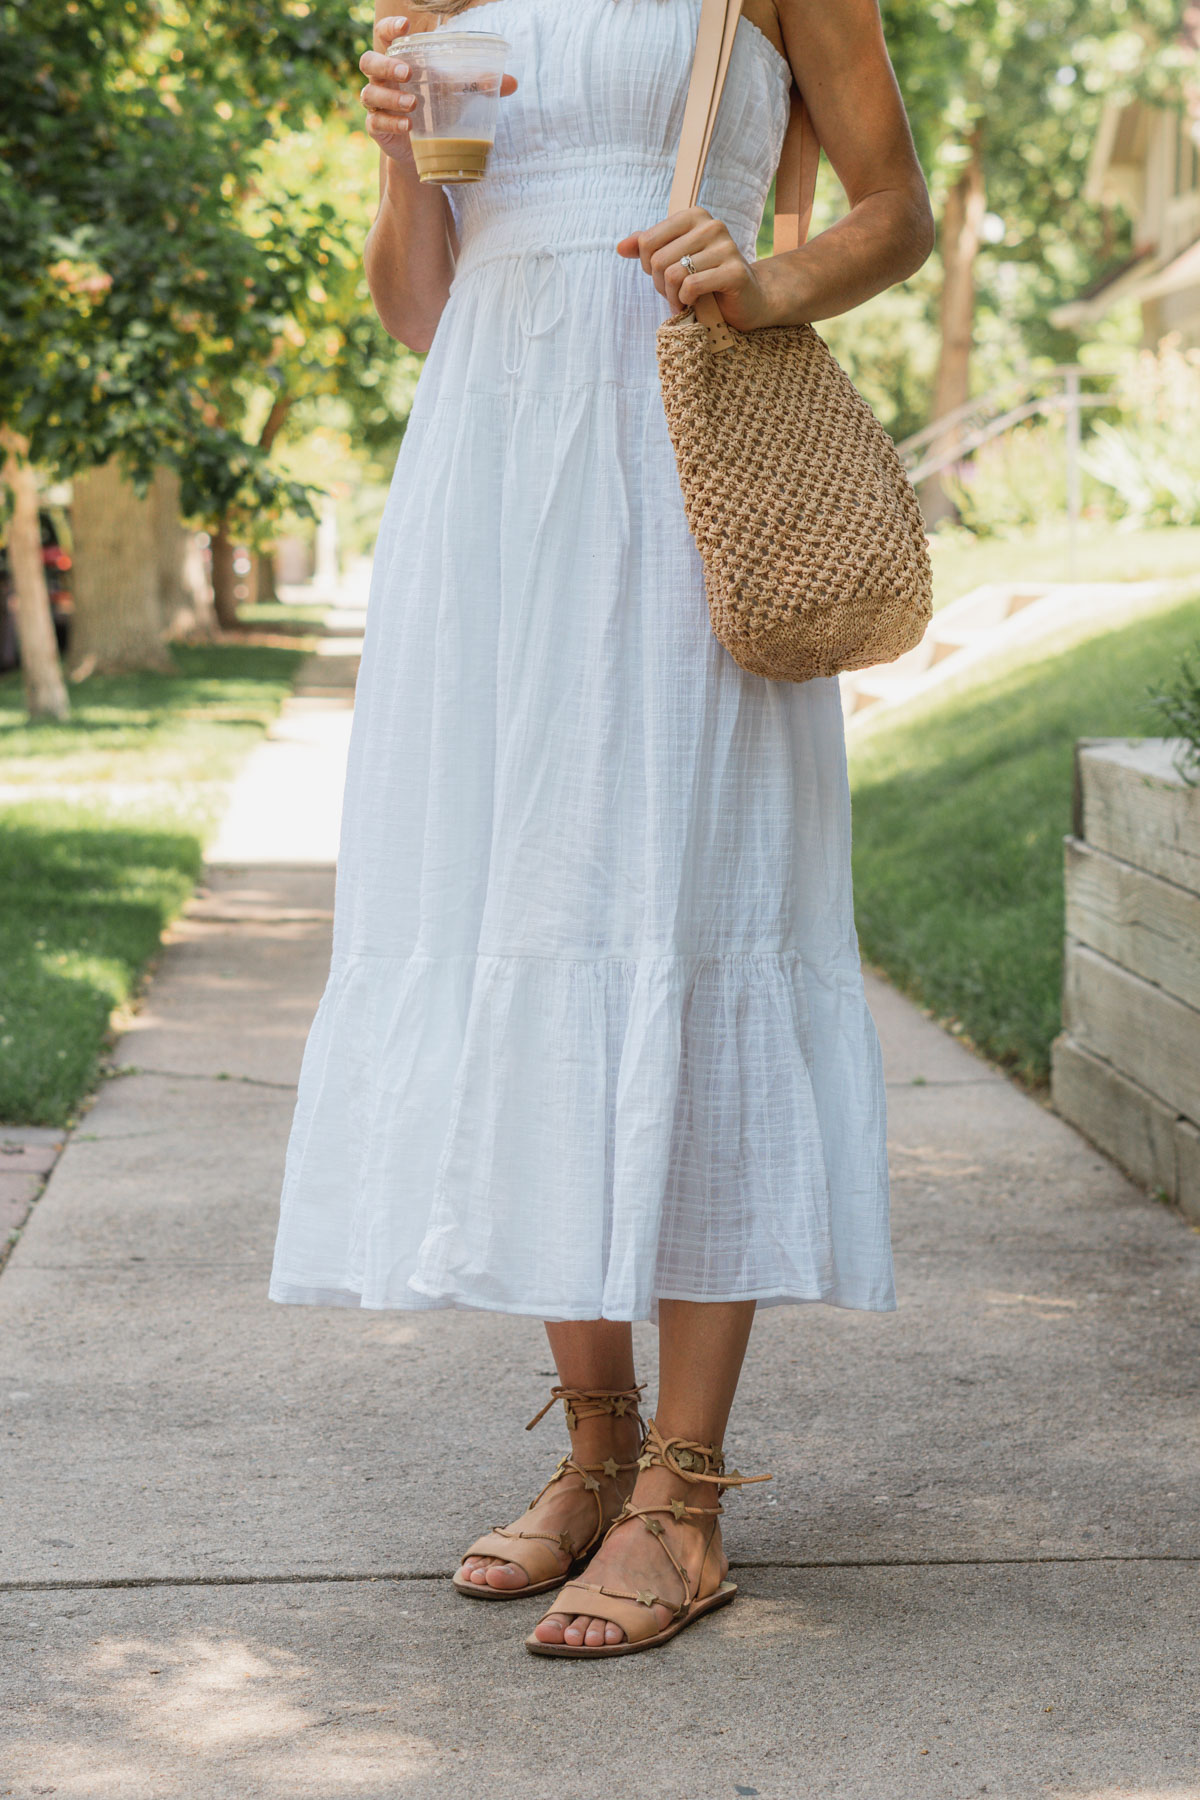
top-left (850, 594), bottom-right (1200, 1084)
top-left (0, 809), bottom-right (201, 1124)
top-left (1080, 340), bottom-right (1200, 529)
top-left (1147, 639), bottom-right (1200, 782)
top-left (0, 0), bottom-right (393, 525)
top-left (0, 641), bottom-right (307, 1124)
top-left (869, 0), bottom-right (1185, 432)
top-left (941, 414), bottom-right (1112, 535)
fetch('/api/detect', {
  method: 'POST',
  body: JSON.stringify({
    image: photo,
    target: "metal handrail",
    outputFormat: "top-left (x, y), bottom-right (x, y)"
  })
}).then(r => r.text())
top-left (905, 391), bottom-right (1112, 487)
top-left (896, 364), bottom-right (1118, 462)
top-left (899, 363), bottom-right (1123, 574)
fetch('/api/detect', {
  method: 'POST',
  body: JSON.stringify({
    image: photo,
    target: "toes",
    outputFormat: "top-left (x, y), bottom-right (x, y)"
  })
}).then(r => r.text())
top-left (583, 1616), bottom-right (608, 1647)
top-left (604, 1621), bottom-right (626, 1645)
top-left (563, 1612), bottom-right (592, 1646)
top-left (533, 1612), bottom-right (569, 1644)
top-left (459, 1556), bottom-right (529, 1589)
top-left (485, 1560), bottom-right (529, 1590)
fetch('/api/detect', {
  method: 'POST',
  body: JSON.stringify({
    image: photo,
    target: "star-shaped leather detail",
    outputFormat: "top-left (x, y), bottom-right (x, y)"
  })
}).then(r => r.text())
top-left (670, 1497), bottom-right (689, 1521)
top-left (558, 1529), bottom-right (574, 1552)
top-left (643, 1516), bottom-right (665, 1537)
top-left (637, 1452), bottom-right (654, 1470)
top-left (612, 1398), bottom-right (630, 1416)
top-left (636, 1590), bottom-right (658, 1607)
top-left (582, 1473), bottom-right (600, 1492)
top-left (563, 1405), bottom-right (577, 1430)
top-left (602, 1457), bottom-right (621, 1480)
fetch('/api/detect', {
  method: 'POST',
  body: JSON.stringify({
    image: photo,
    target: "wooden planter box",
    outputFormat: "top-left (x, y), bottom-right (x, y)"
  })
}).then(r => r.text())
top-left (1051, 738), bottom-right (1200, 1225)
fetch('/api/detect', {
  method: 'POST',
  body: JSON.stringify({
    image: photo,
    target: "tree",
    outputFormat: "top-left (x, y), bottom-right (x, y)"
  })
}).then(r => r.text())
top-left (0, 0), bottom-right (378, 694)
top-left (882, 0), bottom-right (1183, 509)
top-left (69, 460), bottom-right (173, 675)
top-left (0, 427), bottom-right (69, 720)
top-left (153, 467), bottom-right (216, 641)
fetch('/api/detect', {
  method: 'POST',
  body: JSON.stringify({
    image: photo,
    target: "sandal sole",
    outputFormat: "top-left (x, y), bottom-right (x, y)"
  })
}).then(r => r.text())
top-left (524, 1580), bottom-right (737, 1656)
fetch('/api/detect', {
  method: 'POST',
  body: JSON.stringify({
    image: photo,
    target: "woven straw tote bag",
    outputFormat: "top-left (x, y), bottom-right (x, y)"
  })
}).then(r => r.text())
top-left (658, 0), bottom-right (932, 682)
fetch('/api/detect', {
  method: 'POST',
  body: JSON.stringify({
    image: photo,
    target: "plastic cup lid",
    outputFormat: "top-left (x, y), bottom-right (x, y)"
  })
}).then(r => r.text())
top-left (387, 30), bottom-right (510, 56)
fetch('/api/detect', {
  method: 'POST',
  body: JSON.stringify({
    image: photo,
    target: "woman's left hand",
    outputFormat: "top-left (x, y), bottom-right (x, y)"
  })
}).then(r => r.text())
top-left (616, 207), bottom-right (773, 331)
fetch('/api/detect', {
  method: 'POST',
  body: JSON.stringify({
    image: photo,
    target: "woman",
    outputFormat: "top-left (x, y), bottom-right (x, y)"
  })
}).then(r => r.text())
top-left (270, 0), bottom-right (932, 1658)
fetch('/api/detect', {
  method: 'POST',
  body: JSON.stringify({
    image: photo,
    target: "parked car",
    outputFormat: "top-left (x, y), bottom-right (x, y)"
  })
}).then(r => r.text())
top-left (0, 509), bottom-right (73, 672)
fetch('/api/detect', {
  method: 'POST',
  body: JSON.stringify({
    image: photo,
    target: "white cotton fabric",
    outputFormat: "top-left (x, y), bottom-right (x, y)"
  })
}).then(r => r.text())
top-left (269, 0), bottom-right (894, 1321)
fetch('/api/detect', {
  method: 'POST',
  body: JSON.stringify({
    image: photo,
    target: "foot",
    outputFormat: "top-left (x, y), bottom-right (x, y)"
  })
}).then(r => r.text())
top-left (532, 1464), bottom-right (726, 1645)
top-left (461, 1412), bottom-right (640, 1592)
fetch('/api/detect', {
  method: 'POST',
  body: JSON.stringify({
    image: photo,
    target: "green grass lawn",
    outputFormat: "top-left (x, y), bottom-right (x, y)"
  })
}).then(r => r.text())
top-left (849, 593), bottom-right (1200, 1087)
top-left (237, 601), bottom-right (328, 634)
top-left (0, 643), bottom-right (307, 1125)
top-left (929, 521), bottom-right (1200, 612)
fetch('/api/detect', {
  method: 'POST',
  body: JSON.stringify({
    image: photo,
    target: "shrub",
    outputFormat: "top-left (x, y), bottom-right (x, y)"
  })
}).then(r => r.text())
top-left (1080, 338), bottom-right (1200, 528)
top-left (1147, 639), bottom-right (1200, 783)
top-left (940, 414), bottom-right (1104, 536)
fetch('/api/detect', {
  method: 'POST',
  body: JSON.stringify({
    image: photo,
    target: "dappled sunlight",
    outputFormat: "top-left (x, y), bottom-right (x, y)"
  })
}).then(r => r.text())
top-left (715, 1596), bottom-right (842, 1644)
top-left (358, 1319), bottom-right (421, 1346)
top-left (889, 1141), bottom-right (984, 1178)
top-left (1050, 1790), bottom-right (1200, 1799)
top-left (7, 1631), bottom-right (441, 1797)
top-left (86, 1633), bottom-right (310, 1747)
top-left (983, 1290), bottom-right (1080, 1312)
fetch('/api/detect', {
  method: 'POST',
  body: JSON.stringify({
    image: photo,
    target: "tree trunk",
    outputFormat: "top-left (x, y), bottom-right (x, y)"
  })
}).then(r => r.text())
top-left (254, 547), bottom-right (278, 604)
top-left (210, 519), bottom-right (240, 631)
top-left (924, 131), bottom-right (986, 526)
top-left (152, 465), bottom-right (216, 640)
top-left (70, 459), bottom-right (172, 674)
top-left (0, 428), bottom-right (70, 720)
top-left (314, 495), bottom-right (340, 598)
top-left (244, 391), bottom-right (289, 612)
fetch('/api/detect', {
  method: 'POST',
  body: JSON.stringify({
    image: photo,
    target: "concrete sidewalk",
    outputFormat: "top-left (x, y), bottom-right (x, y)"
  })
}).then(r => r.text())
top-left (2, 599), bottom-right (1199, 1798)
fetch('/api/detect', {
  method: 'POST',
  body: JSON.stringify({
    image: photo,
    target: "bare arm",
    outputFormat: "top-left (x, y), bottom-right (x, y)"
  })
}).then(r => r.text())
top-left (763, 0), bottom-right (933, 322)
top-left (618, 0), bottom-right (933, 331)
top-left (359, 7), bottom-right (517, 351)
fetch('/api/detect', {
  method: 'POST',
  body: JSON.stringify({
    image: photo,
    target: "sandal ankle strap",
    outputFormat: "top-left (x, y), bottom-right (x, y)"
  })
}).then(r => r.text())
top-left (525, 1383), bottom-right (646, 1433)
top-left (635, 1416), bottom-right (772, 1491)
top-left (507, 1387), bottom-right (645, 1565)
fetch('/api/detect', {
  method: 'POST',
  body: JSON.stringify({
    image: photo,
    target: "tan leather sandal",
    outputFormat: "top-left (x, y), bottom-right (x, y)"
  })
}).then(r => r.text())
top-left (452, 1384), bottom-right (645, 1601)
top-left (526, 1416), bottom-right (771, 1657)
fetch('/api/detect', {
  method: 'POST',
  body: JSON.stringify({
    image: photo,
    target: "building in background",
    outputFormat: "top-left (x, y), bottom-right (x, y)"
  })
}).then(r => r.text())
top-left (1056, 9), bottom-right (1200, 347)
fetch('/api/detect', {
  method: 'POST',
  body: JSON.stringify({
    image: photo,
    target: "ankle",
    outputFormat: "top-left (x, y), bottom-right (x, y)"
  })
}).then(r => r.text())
top-left (568, 1413), bottom-right (641, 1473)
top-left (629, 1463), bottom-right (721, 1520)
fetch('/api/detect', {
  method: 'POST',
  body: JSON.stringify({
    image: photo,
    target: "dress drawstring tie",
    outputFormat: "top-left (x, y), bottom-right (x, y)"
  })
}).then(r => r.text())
top-left (501, 244), bottom-right (567, 377)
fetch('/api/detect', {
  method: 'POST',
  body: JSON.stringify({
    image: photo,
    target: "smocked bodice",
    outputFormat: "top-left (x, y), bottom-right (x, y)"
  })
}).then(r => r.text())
top-left (442, 0), bottom-right (791, 273)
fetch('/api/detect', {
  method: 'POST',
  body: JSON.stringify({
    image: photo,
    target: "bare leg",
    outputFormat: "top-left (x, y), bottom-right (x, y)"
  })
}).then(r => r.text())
top-left (460, 1319), bottom-right (641, 1590)
top-left (533, 1299), bottom-right (756, 1644)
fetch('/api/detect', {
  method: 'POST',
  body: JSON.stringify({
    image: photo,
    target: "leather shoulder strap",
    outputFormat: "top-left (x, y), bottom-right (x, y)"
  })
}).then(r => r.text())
top-left (773, 82), bottom-right (819, 254)
top-left (669, 0), bottom-right (820, 277)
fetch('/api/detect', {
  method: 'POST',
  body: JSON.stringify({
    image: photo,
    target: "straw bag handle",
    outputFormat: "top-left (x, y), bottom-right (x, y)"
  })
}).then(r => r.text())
top-left (668, 0), bottom-right (820, 351)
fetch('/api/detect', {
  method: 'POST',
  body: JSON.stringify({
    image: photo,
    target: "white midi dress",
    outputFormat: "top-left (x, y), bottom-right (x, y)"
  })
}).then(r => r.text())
top-left (269, 0), bottom-right (894, 1321)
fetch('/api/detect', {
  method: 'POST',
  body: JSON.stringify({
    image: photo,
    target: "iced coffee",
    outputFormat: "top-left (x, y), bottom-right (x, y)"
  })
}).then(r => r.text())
top-left (387, 30), bottom-right (511, 184)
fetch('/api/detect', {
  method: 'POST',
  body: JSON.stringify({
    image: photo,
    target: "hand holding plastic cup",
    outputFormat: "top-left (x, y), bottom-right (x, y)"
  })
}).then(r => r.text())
top-left (386, 31), bottom-right (511, 184)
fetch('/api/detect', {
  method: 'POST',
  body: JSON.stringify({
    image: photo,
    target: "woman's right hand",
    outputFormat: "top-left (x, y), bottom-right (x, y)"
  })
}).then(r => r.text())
top-left (360, 17), bottom-right (419, 166)
top-left (360, 16), bottom-right (518, 168)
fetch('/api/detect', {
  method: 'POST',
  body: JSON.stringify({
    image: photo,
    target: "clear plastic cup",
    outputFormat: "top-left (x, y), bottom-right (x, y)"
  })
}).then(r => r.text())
top-left (387, 30), bottom-right (511, 184)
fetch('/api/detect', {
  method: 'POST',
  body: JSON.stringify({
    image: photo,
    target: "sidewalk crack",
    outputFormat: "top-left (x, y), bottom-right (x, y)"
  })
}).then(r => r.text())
top-left (108, 1066), bottom-right (298, 1093)
top-left (4, 1553), bottom-right (1198, 1593)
